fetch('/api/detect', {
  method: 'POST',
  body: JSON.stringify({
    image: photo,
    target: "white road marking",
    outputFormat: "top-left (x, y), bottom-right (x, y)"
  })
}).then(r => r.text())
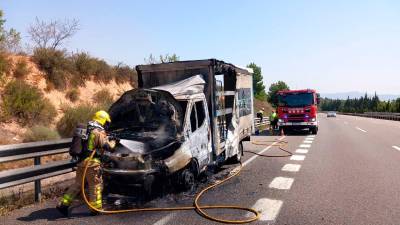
top-left (303, 140), bottom-right (313, 144)
top-left (299, 144), bottom-right (311, 148)
top-left (153, 213), bottom-right (176, 225)
top-left (307, 135), bottom-right (315, 138)
top-left (153, 137), bottom-right (286, 225)
top-left (290, 155), bottom-right (305, 161)
top-left (269, 177), bottom-right (294, 190)
top-left (243, 136), bottom-right (286, 167)
top-left (356, 127), bottom-right (367, 133)
top-left (246, 198), bottom-right (283, 221)
top-left (305, 137), bottom-right (314, 141)
top-left (296, 149), bottom-right (308, 154)
top-left (392, 146), bottom-right (400, 151)
top-left (281, 164), bottom-right (301, 172)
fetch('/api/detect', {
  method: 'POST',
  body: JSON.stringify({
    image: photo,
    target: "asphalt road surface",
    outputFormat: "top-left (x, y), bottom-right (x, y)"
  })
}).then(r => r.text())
top-left (2, 114), bottom-right (400, 225)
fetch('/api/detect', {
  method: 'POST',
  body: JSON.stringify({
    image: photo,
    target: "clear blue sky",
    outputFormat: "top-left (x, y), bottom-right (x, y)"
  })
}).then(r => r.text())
top-left (2, 0), bottom-right (400, 94)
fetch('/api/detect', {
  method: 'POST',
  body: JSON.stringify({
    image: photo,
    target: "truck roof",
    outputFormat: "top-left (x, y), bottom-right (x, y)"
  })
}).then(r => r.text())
top-left (278, 89), bottom-right (316, 94)
top-left (136, 59), bottom-right (252, 75)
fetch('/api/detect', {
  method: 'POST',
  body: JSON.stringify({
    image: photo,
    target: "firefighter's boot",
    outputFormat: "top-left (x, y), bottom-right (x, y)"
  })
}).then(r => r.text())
top-left (56, 203), bottom-right (70, 217)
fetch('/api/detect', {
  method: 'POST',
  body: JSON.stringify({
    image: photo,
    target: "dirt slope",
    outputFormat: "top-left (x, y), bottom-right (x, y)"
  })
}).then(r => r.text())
top-left (0, 54), bottom-right (134, 144)
top-left (254, 98), bottom-right (274, 115)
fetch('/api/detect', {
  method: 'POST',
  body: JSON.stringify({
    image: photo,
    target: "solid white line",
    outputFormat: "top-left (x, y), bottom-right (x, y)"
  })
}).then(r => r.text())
top-left (153, 213), bottom-right (176, 225)
top-left (281, 164), bottom-right (301, 172)
top-left (243, 136), bottom-right (286, 167)
top-left (290, 155), bottom-right (305, 161)
top-left (246, 198), bottom-right (283, 221)
top-left (392, 146), bottom-right (400, 151)
top-left (303, 140), bottom-right (313, 144)
top-left (299, 144), bottom-right (311, 148)
top-left (296, 149), bottom-right (308, 154)
top-left (269, 177), bottom-right (294, 190)
top-left (356, 127), bottom-right (367, 133)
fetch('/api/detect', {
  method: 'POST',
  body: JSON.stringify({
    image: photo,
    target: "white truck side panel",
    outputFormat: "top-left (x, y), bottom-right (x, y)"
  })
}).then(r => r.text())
top-left (225, 72), bottom-right (253, 158)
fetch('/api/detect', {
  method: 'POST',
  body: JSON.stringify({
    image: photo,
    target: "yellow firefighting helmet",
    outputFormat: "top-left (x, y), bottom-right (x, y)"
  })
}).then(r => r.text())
top-left (93, 110), bottom-right (111, 126)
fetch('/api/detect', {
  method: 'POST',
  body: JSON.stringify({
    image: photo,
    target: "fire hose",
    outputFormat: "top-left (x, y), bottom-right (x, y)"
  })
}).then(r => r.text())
top-left (80, 138), bottom-right (291, 224)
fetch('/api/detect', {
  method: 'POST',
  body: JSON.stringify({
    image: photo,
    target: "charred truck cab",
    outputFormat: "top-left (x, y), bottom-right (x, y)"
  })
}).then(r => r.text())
top-left (103, 59), bottom-right (254, 195)
top-left (277, 89), bottom-right (320, 134)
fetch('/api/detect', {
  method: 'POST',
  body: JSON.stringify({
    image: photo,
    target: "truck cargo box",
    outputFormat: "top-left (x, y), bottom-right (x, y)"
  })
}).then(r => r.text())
top-left (136, 59), bottom-right (254, 160)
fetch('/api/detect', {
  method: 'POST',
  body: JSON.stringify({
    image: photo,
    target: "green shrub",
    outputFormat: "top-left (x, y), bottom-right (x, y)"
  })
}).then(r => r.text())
top-left (114, 63), bottom-right (137, 84)
top-left (32, 48), bottom-right (75, 89)
top-left (93, 89), bottom-right (114, 109)
top-left (23, 126), bottom-right (60, 142)
top-left (0, 53), bottom-right (11, 76)
top-left (57, 104), bottom-right (99, 137)
top-left (72, 52), bottom-right (96, 83)
top-left (13, 59), bottom-right (29, 79)
top-left (65, 88), bottom-right (80, 102)
top-left (93, 59), bottom-right (115, 83)
top-left (2, 80), bottom-right (57, 125)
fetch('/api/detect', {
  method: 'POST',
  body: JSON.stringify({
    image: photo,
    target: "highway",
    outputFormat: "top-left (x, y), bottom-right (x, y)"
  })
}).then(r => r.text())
top-left (2, 114), bottom-right (400, 225)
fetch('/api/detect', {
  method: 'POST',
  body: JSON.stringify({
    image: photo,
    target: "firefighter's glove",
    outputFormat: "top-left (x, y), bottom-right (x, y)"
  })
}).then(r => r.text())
top-left (108, 134), bottom-right (120, 143)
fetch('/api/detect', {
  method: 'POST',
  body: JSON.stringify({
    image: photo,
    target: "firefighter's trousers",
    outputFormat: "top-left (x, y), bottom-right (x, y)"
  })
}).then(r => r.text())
top-left (60, 158), bottom-right (103, 209)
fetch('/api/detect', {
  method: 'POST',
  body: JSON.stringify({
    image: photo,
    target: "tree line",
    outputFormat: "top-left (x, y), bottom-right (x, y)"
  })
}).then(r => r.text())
top-left (320, 93), bottom-right (400, 113)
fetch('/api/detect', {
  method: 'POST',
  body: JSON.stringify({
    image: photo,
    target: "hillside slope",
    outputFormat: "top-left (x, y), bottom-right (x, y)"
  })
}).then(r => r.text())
top-left (0, 54), bottom-right (135, 144)
top-left (254, 98), bottom-right (274, 115)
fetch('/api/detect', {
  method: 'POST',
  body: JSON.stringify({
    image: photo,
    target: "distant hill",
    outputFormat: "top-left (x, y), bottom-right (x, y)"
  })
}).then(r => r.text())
top-left (321, 92), bottom-right (400, 101)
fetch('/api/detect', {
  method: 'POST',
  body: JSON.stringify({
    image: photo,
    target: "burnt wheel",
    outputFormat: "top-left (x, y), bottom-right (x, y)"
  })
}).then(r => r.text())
top-left (179, 168), bottom-right (195, 191)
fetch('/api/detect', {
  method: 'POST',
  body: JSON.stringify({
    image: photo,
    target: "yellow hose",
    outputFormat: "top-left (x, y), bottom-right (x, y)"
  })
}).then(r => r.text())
top-left (80, 138), bottom-right (289, 224)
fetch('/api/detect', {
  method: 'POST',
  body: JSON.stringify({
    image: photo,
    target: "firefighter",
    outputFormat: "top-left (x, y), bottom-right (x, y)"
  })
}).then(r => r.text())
top-left (257, 108), bottom-right (264, 122)
top-left (269, 110), bottom-right (279, 132)
top-left (56, 110), bottom-right (116, 216)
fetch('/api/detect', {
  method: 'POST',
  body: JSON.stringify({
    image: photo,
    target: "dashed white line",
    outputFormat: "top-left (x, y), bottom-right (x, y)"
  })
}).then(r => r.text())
top-left (269, 177), bottom-right (294, 190)
top-left (299, 144), bottom-right (311, 148)
top-left (355, 127), bottom-right (367, 133)
top-left (243, 136), bottom-right (286, 167)
top-left (281, 164), bottom-right (301, 172)
top-left (153, 213), bottom-right (176, 225)
top-left (392, 146), bottom-right (400, 151)
top-left (153, 137), bottom-right (287, 224)
top-left (290, 155), bottom-right (305, 161)
top-left (296, 149), bottom-right (308, 154)
top-left (303, 140), bottom-right (313, 144)
top-left (246, 198), bottom-right (283, 221)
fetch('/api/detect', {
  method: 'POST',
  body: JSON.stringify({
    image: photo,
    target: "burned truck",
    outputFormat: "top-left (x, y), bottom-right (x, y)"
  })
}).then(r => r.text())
top-left (102, 59), bottom-right (254, 195)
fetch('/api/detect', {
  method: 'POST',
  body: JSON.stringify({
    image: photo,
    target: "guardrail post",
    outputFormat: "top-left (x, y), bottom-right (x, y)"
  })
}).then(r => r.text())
top-left (34, 156), bottom-right (41, 202)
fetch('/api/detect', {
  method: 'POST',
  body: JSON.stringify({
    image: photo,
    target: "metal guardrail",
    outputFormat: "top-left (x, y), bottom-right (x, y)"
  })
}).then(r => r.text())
top-left (0, 138), bottom-right (74, 202)
top-left (254, 116), bottom-right (270, 127)
top-left (338, 112), bottom-right (400, 121)
top-left (0, 118), bottom-right (269, 203)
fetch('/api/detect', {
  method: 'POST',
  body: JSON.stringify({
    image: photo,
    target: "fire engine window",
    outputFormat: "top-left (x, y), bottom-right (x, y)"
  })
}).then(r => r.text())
top-left (190, 105), bottom-right (197, 132)
top-left (195, 101), bottom-right (205, 128)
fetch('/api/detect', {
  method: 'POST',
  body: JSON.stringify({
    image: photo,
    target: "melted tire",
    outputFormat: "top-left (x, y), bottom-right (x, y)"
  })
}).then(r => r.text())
top-left (179, 168), bottom-right (195, 191)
